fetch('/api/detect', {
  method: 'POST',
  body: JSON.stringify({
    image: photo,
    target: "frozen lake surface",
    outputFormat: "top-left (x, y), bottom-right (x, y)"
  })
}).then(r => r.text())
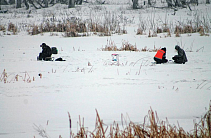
top-left (0, 1), bottom-right (211, 137)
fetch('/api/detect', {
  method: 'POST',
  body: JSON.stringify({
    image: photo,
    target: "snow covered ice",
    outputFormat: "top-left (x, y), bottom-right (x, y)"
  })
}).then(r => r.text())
top-left (0, 0), bottom-right (211, 137)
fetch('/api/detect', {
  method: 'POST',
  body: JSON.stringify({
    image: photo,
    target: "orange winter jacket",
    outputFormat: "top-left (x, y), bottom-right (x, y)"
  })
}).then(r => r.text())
top-left (154, 50), bottom-right (165, 60)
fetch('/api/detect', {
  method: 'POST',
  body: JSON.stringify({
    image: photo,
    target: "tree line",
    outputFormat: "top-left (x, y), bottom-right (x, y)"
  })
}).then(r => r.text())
top-left (0, 0), bottom-right (82, 10)
top-left (0, 0), bottom-right (210, 11)
top-left (132, 0), bottom-right (210, 9)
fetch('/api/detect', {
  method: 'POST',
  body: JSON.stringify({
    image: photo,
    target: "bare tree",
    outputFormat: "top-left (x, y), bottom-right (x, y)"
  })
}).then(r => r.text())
top-left (68, 0), bottom-right (75, 8)
top-left (9, 0), bottom-right (15, 4)
top-left (3, 0), bottom-right (83, 10)
top-left (175, 0), bottom-right (183, 7)
top-left (24, 0), bottom-right (29, 9)
top-left (190, 0), bottom-right (198, 5)
top-left (148, 0), bottom-right (151, 5)
top-left (50, 0), bottom-right (55, 5)
top-left (44, 0), bottom-right (48, 7)
top-left (75, 0), bottom-right (82, 5)
top-left (132, 0), bottom-right (138, 9)
top-left (166, 0), bottom-right (173, 7)
top-left (16, 0), bottom-right (21, 8)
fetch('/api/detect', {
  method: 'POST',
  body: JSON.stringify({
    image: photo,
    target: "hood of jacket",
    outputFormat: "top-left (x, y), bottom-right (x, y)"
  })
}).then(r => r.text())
top-left (174, 45), bottom-right (188, 63)
top-left (175, 45), bottom-right (180, 50)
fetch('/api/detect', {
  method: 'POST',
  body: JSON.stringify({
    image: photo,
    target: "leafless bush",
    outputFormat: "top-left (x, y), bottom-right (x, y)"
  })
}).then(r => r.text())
top-left (173, 10), bottom-right (211, 36)
top-left (163, 26), bottom-right (169, 33)
top-left (165, 27), bottom-right (171, 37)
top-left (0, 25), bottom-right (6, 31)
top-left (102, 39), bottom-right (118, 51)
top-left (148, 30), bottom-right (157, 37)
top-left (197, 26), bottom-right (205, 36)
top-left (174, 24), bottom-right (208, 37)
top-left (174, 25), bottom-right (183, 34)
top-left (183, 25), bottom-right (195, 34)
top-left (28, 25), bottom-right (40, 35)
top-left (90, 23), bottom-right (111, 36)
top-left (7, 23), bottom-right (17, 34)
top-left (157, 27), bottom-right (162, 34)
top-left (136, 13), bottom-right (147, 35)
top-left (155, 26), bottom-right (171, 37)
top-left (26, 14), bottom-right (122, 37)
top-left (28, 21), bottom-right (88, 37)
top-left (136, 28), bottom-right (143, 35)
top-left (119, 40), bottom-right (139, 51)
top-left (64, 28), bottom-right (78, 37)
top-left (63, 22), bottom-right (78, 37)
top-left (141, 46), bottom-right (148, 52)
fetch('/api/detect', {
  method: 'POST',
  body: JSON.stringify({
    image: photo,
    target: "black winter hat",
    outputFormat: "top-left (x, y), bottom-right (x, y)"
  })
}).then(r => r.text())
top-left (40, 43), bottom-right (46, 47)
top-left (161, 47), bottom-right (166, 52)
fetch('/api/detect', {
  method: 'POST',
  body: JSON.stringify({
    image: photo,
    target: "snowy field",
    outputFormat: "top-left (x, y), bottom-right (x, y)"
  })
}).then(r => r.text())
top-left (0, 0), bottom-right (211, 138)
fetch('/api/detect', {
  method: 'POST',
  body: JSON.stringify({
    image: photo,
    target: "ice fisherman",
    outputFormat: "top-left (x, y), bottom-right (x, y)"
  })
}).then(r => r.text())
top-left (172, 45), bottom-right (188, 64)
top-left (38, 43), bottom-right (52, 60)
top-left (154, 47), bottom-right (168, 64)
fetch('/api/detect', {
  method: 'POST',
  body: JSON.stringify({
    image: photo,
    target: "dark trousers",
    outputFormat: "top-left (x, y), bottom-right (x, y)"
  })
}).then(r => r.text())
top-left (154, 57), bottom-right (168, 64)
top-left (172, 56), bottom-right (184, 64)
top-left (38, 53), bottom-right (51, 60)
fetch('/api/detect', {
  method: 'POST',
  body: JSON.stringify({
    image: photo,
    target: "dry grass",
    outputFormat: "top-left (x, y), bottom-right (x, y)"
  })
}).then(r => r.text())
top-left (119, 40), bottom-right (138, 51)
top-left (29, 25), bottom-right (40, 35)
top-left (102, 39), bottom-right (118, 51)
top-left (197, 26), bottom-right (205, 36)
top-left (136, 21), bottom-right (209, 38)
top-left (91, 23), bottom-right (111, 36)
top-left (69, 102), bottom-right (211, 138)
top-left (136, 28), bottom-right (144, 35)
top-left (141, 45), bottom-right (160, 52)
top-left (0, 69), bottom-right (34, 83)
top-left (183, 25), bottom-right (194, 34)
top-left (26, 21), bottom-right (210, 37)
top-left (156, 27), bottom-right (171, 37)
top-left (7, 23), bottom-right (17, 35)
top-left (0, 25), bottom-right (6, 31)
top-left (28, 21), bottom-right (87, 37)
top-left (157, 27), bottom-right (162, 34)
top-left (102, 39), bottom-right (139, 51)
top-left (27, 20), bottom-right (119, 37)
top-left (174, 25), bottom-right (183, 34)
top-left (174, 25), bottom-right (209, 37)
top-left (25, 10), bottom-right (122, 37)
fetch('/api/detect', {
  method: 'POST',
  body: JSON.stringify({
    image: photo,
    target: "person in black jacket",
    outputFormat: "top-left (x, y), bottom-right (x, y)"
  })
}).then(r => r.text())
top-left (172, 45), bottom-right (188, 64)
top-left (38, 43), bottom-right (52, 60)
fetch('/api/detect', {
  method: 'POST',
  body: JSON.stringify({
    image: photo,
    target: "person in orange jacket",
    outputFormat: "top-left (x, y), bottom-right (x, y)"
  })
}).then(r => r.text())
top-left (154, 47), bottom-right (168, 64)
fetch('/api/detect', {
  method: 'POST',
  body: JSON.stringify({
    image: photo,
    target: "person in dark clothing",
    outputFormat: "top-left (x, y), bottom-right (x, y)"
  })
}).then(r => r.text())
top-left (38, 43), bottom-right (52, 60)
top-left (172, 45), bottom-right (188, 64)
top-left (154, 47), bottom-right (168, 64)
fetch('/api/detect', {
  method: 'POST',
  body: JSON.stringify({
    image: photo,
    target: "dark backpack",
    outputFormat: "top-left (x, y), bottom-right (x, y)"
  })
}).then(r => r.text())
top-left (51, 47), bottom-right (58, 54)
